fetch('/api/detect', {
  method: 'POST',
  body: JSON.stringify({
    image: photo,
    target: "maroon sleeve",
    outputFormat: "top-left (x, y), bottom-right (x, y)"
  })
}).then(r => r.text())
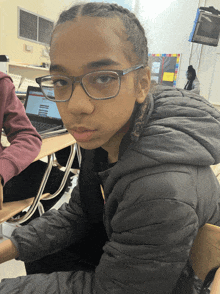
top-left (0, 75), bottom-right (42, 184)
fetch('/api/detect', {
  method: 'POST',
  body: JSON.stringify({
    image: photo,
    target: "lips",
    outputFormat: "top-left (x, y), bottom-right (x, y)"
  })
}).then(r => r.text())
top-left (73, 127), bottom-right (94, 133)
top-left (71, 127), bottom-right (97, 142)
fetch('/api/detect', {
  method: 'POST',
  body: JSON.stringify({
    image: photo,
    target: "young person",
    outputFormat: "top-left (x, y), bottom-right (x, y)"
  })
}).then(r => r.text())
top-left (0, 72), bottom-right (71, 214)
top-left (0, 2), bottom-right (220, 293)
top-left (184, 65), bottom-right (200, 95)
top-left (0, 71), bottom-right (42, 207)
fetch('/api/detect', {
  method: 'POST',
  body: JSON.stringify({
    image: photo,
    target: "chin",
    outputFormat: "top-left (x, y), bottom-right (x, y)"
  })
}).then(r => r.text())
top-left (76, 139), bottom-right (104, 150)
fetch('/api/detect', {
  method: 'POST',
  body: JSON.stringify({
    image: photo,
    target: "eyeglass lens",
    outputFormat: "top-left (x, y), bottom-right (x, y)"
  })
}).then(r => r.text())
top-left (40, 71), bottom-right (120, 101)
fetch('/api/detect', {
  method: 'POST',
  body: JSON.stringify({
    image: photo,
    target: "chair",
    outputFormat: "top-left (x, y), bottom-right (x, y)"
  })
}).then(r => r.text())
top-left (211, 163), bottom-right (220, 182)
top-left (210, 267), bottom-right (220, 294)
top-left (0, 140), bottom-right (81, 236)
top-left (189, 163), bottom-right (220, 293)
top-left (190, 223), bottom-right (220, 281)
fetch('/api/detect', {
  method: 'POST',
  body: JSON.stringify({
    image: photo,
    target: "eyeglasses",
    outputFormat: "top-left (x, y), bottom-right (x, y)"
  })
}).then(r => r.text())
top-left (35, 64), bottom-right (144, 102)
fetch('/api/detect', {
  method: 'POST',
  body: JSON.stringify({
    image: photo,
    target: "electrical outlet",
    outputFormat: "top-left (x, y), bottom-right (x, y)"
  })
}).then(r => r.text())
top-left (24, 44), bottom-right (33, 52)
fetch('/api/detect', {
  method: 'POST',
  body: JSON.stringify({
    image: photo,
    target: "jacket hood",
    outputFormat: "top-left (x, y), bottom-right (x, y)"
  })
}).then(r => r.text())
top-left (114, 86), bottom-right (220, 178)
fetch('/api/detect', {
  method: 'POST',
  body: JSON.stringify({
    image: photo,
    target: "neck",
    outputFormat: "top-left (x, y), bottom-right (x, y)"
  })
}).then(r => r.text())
top-left (102, 121), bottom-right (131, 164)
top-left (102, 132), bottom-right (124, 164)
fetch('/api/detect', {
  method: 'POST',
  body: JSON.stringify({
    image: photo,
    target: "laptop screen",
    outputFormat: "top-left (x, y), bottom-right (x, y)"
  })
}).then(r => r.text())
top-left (25, 89), bottom-right (61, 119)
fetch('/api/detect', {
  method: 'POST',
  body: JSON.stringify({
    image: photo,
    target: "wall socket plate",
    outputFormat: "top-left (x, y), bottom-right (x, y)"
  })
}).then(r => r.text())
top-left (24, 44), bottom-right (33, 52)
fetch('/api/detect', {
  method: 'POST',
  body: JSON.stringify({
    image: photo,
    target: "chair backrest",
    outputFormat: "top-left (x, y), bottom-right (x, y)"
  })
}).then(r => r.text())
top-left (210, 267), bottom-right (220, 294)
top-left (189, 164), bottom-right (220, 292)
top-left (190, 223), bottom-right (220, 281)
top-left (211, 164), bottom-right (220, 182)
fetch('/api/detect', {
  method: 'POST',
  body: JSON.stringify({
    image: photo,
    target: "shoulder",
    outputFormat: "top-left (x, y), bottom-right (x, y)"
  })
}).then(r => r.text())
top-left (106, 165), bottom-right (220, 241)
top-left (116, 164), bottom-right (198, 208)
top-left (107, 165), bottom-right (200, 248)
top-left (0, 72), bottom-right (13, 86)
top-left (0, 73), bottom-right (15, 102)
top-left (111, 164), bottom-right (219, 223)
top-left (106, 165), bottom-right (198, 228)
top-left (151, 85), bottom-right (202, 106)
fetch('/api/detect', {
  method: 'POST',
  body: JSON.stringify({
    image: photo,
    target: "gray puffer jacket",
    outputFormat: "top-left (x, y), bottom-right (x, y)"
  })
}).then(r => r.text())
top-left (1, 86), bottom-right (220, 293)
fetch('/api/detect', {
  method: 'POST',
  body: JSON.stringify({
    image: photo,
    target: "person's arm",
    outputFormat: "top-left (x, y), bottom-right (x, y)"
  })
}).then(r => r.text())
top-left (0, 239), bottom-right (18, 264)
top-left (0, 176), bottom-right (3, 210)
top-left (2, 171), bottom-right (200, 293)
top-left (191, 77), bottom-right (200, 94)
top-left (93, 174), bottom-right (199, 293)
top-left (9, 184), bottom-right (88, 263)
top-left (0, 77), bottom-right (42, 185)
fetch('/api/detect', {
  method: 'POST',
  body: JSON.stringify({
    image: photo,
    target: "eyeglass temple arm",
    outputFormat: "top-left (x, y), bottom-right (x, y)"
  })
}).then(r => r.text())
top-left (122, 64), bottom-right (145, 76)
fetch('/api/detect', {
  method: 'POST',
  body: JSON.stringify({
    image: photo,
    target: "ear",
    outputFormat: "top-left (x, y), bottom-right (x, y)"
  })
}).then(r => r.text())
top-left (136, 67), bottom-right (151, 104)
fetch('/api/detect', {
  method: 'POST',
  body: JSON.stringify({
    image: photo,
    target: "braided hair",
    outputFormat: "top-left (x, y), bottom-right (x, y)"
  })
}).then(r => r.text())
top-left (53, 2), bottom-right (148, 66)
top-left (51, 3), bottom-right (151, 239)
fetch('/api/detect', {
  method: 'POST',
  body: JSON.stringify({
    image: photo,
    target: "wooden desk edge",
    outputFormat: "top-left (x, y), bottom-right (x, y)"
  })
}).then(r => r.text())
top-left (34, 133), bottom-right (76, 161)
top-left (0, 193), bottom-right (51, 224)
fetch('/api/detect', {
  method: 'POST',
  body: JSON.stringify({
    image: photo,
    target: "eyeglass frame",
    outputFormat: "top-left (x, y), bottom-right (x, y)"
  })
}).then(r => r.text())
top-left (35, 64), bottom-right (145, 102)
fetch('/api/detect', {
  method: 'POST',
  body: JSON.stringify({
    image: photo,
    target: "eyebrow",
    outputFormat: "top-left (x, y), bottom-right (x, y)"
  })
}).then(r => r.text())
top-left (86, 59), bottom-right (120, 69)
top-left (50, 59), bottom-right (120, 73)
top-left (50, 64), bottom-right (67, 73)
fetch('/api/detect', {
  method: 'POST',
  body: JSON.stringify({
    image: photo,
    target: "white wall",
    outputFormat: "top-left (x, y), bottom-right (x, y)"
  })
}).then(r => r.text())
top-left (201, 0), bottom-right (220, 104)
top-left (1, 0), bottom-right (219, 103)
top-left (0, 0), bottom-right (78, 65)
top-left (134, 0), bottom-right (220, 104)
top-left (135, 0), bottom-right (198, 54)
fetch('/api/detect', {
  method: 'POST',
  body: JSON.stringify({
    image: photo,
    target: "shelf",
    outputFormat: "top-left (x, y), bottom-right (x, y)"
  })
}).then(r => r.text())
top-left (8, 62), bottom-right (49, 80)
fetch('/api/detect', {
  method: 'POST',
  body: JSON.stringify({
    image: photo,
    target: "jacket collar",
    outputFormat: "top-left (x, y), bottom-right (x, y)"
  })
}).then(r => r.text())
top-left (118, 93), bottom-right (154, 159)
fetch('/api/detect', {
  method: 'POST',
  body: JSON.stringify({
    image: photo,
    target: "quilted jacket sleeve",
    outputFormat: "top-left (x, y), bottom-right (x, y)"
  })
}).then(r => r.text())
top-left (1, 169), bottom-right (209, 294)
top-left (10, 184), bottom-right (88, 263)
top-left (94, 170), bottom-right (200, 293)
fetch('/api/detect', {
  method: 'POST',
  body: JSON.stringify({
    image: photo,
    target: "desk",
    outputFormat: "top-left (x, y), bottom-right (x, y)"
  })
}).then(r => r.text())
top-left (1, 132), bottom-right (75, 156)
top-left (0, 133), bottom-right (77, 225)
top-left (34, 133), bottom-right (75, 161)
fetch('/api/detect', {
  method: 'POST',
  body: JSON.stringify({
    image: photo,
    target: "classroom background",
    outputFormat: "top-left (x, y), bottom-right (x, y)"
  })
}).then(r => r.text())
top-left (0, 0), bottom-right (220, 281)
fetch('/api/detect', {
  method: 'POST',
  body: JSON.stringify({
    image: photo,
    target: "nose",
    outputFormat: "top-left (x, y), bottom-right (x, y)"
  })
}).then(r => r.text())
top-left (67, 82), bottom-right (94, 115)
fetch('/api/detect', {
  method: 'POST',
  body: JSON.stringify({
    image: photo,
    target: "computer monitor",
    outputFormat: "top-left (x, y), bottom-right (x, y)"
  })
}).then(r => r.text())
top-left (189, 8), bottom-right (220, 47)
top-left (25, 87), bottom-right (61, 119)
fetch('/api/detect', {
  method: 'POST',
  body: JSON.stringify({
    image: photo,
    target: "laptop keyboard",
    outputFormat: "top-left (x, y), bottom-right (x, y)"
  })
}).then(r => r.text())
top-left (31, 121), bottom-right (59, 133)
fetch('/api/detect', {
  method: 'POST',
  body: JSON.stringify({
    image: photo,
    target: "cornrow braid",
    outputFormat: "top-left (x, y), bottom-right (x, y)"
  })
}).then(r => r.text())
top-left (54, 2), bottom-right (148, 66)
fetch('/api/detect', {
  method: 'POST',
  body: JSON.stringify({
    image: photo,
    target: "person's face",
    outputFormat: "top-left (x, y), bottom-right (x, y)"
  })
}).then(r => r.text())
top-left (187, 72), bottom-right (192, 80)
top-left (50, 16), bottom-right (150, 151)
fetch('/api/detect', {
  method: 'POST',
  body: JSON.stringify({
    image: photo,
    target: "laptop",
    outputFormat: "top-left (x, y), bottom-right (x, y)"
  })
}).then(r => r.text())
top-left (24, 86), bottom-right (67, 138)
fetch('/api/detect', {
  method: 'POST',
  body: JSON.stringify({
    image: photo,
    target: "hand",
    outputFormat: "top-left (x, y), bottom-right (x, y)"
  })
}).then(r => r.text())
top-left (0, 176), bottom-right (3, 210)
top-left (0, 239), bottom-right (19, 264)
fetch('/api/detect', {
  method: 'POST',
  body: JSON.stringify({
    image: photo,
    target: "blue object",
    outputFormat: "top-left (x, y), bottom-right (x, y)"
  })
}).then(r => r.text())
top-left (189, 8), bottom-right (200, 42)
top-left (189, 8), bottom-right (220, 46)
